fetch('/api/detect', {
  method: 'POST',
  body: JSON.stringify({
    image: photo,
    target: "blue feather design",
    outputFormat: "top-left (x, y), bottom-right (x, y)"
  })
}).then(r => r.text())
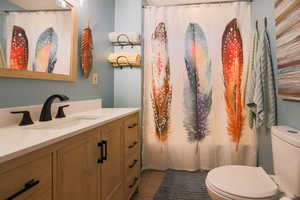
top-left (184, 23), bottom-right (212, 142)
top-left (33, 27), bottom-right (58, 73)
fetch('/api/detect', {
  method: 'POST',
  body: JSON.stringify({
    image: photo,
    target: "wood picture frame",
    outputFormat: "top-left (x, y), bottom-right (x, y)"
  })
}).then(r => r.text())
top-left (0, 0), bottom-right (78, 82)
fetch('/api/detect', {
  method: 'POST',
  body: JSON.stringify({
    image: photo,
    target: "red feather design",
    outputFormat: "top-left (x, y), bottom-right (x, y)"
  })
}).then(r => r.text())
top-left (222, 19), bottom-right (244, 150)
top-left (10, 26), bottom-right (28, 70)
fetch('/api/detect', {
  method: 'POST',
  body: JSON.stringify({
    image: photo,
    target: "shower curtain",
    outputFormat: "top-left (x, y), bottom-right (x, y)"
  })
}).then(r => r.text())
top-left (143, 2), bottom-right (257, 171)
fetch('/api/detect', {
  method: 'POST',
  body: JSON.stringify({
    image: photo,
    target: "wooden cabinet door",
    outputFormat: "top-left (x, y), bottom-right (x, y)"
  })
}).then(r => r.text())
top-left (0, 153), bottom-right (52, 200)
top-left (100, 120), bottom-right (124, 200)
top-left (56, 129), bottom-right (99, 200)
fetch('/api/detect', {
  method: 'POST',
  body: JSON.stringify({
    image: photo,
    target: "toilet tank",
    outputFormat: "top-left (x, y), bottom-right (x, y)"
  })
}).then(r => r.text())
top-left (271, 126), bottom-right (300, 198)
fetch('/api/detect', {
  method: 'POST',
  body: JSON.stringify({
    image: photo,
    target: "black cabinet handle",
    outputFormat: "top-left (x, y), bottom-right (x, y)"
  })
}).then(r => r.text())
top-left (4, 179), bottom-right (40, 200)
top-left (128, 159), bottom-right (138, 168)
top-left (102, 141), bottom-right (108, 161)
top-left (97, 142), bottom-right (104, 164)
top-left (128, 141), bottom-right (138, 149)
top-left (129, 177), bottom-right (138, 188)
top-left (128, 123), bottom-right (138, 129)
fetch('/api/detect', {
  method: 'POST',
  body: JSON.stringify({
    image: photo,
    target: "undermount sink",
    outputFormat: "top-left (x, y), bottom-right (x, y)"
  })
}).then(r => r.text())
top-left (26, 114), bottom-right (102, 130)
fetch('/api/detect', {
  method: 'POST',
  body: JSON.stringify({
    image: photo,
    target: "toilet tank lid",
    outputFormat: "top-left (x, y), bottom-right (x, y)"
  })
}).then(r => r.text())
top-left (272, 126), bottom-right (300, 148)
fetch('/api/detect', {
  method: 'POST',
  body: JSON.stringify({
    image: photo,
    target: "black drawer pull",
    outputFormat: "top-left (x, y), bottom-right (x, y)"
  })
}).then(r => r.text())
top-left (128, 159), bottom-right (138, 168)
top-left (97, 142), bottom-right (104, 164)
top-left (4, 179), bottom-right (40, 200)
top-left (128, 141), bottom-right (138, 149)
top-left (129, 177), bottom-right (138, 188)
top-left (128, 123), bottom-right (138, 129)
top-left (102, 140), bottom-right (108, 161)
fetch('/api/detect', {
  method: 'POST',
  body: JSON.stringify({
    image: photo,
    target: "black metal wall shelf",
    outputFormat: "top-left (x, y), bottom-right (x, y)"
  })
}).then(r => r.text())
top-left (110, 33), bottom-right (141, 49)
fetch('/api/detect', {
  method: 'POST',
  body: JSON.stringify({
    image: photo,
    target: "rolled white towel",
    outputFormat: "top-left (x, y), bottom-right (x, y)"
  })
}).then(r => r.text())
top-left (108, 32), bottom-right (141, 45)
top-left (108, 53), bottom-right (141, 67)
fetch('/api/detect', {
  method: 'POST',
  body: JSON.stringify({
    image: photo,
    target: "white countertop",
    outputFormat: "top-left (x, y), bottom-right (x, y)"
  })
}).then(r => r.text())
top-left (0, 108), bottom-right (140, 164)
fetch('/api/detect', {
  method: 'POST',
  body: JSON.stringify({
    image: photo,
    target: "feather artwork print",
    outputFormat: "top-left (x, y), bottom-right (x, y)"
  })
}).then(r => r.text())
top-left (222, 19), bottom-right (244, 150)
top-left (81, 27), bottom-right (93, 79)
top-left (151, 22), bottom-right (172, 142)
top-left (10, 25), bottom-right (28, 70)
top-left (33, 27), bottom-right (58, 73)
top-left (184, 23), bottom-right (212, 142)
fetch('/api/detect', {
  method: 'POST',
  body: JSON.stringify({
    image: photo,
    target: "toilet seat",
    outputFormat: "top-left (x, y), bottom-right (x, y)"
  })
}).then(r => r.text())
top-left (206, 165), bottom-right (278, 200)
top-left (206, 180), bottom-right (277, 200)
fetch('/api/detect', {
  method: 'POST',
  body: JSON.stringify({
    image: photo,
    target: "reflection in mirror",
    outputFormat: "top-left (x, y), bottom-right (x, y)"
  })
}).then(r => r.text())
top-left (2, 0), bottom-right (71, 10)
top-left (0, 0), bottom-right (74, 76)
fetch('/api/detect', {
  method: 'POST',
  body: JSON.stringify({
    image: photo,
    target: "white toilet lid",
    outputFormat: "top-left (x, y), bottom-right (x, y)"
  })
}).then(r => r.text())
top-left (206, 165), bottom-right (278, 199)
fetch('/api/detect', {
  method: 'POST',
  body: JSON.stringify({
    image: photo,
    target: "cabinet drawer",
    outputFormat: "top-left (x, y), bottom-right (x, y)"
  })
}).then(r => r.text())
top-left (0, 154), bottom-right (52, 200)
top-left (126, 139), bottom-right (139, 158)
top-left (125, 167), bottom-right (140, 200)
top-left (124, 114), bottom-right (139, 156)
top-left (125, 150), bottom-right (140, 177)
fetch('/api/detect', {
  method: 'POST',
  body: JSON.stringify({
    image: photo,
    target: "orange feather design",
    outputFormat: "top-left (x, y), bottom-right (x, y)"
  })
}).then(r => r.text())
top-left (81, 27), bottom-right (93, 79)
top-left (222, 19), bottom-right (244, 150)
top-left (151, 22), bottom-right (172, 142)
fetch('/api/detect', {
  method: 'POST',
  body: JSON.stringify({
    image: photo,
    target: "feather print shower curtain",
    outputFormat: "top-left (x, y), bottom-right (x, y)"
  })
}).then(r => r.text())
top-left (143, 3), bottom-right (257, 171)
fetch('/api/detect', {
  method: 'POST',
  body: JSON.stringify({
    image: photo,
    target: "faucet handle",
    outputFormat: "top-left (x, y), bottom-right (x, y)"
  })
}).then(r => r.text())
top-left (56, 105), bottom-right (70, 119)
top-left (11, 111), bottom-right (34, 126)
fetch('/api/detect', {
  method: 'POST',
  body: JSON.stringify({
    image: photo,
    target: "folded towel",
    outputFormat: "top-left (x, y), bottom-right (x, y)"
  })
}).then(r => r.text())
top-left (108, 32), bottom-right (141, 45)
top-left (246, 28), bottom-right (277, 129)
top-left (108, 53), bottom-right (141, 67)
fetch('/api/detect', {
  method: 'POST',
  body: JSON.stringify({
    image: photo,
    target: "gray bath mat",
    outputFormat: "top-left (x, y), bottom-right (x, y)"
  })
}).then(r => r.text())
top-left (154, 169), bottom-right (211, 200)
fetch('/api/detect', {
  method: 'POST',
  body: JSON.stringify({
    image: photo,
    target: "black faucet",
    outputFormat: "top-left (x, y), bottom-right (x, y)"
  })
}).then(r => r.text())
top-left (40, 94), bottom-right (69, 122)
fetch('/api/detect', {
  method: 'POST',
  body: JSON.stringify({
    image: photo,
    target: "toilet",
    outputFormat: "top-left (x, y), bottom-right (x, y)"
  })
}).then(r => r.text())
top-left (206, 126), bottom-right (300, 200)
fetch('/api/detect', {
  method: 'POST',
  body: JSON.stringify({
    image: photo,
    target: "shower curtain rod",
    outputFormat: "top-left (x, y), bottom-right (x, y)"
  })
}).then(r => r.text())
top-left (2, 9), bottom-right (71, 13)
top-left (143, 0), bottom-right (252, 8)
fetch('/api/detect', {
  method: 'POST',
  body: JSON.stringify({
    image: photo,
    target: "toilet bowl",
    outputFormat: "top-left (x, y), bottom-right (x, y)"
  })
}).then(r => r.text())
top-left (205, 165), bottom-right (278, 200)
top-left (205, 126), bottom-right (300, 200)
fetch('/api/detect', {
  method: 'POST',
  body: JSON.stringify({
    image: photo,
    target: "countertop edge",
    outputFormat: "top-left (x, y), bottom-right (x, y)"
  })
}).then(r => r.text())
top-left (0, 109), bottom-right (140, 165)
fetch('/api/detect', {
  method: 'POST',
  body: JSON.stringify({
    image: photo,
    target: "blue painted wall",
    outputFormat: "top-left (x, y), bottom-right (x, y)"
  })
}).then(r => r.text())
top-left (113, 0), bottom-right (142, 108)
top-left (278, 100), bottom-right (300, 129)
top-left (0, 0), bottom-right (115, 108)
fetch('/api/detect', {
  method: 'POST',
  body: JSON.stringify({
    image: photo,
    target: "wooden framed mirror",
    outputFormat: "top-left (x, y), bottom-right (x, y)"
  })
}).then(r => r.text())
top-left (0, 0), bottom-right (78, 81)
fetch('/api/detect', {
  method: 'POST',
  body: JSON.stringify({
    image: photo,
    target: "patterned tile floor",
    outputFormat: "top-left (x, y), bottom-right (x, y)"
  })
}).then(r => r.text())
top-left (131, 170), bottom-right (166, 200)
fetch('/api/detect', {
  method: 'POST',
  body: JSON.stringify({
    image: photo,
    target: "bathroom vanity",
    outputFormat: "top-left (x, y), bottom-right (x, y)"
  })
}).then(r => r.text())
top-left (0, 101), bottom-right (140, 200)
